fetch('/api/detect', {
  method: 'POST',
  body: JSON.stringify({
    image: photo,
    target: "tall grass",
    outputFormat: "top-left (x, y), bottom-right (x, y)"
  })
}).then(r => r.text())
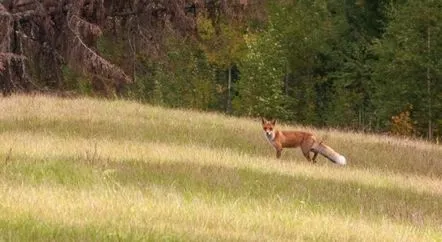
top-left (0, 95), bottom-right (441, 241)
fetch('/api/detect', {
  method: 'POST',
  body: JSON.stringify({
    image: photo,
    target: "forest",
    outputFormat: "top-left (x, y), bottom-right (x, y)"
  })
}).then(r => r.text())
top-left (1, 0), bottom-right (441, 140)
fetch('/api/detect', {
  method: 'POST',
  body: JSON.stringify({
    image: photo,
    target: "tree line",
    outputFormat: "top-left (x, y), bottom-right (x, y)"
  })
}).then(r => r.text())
top-left (1, 0), bottom-right (441, 141)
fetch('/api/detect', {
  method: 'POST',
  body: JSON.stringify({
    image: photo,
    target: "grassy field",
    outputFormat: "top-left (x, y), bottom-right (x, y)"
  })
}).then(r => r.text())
top-left (0, 95), bottom-right (441, 241)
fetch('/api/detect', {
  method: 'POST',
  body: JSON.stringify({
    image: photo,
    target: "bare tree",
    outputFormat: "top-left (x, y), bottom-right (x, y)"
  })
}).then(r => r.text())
top-left (1, 0), bottom-right (132, 95)
top-left (0, 0), bottom-right (257, 96)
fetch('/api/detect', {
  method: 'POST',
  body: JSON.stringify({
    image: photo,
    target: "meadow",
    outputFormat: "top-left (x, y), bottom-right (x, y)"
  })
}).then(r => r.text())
top-left (0, 95), bottom-right (441, 241)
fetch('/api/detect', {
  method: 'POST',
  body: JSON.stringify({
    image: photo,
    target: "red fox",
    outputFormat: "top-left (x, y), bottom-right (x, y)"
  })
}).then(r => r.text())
top-left (261, 118), bottom-right (346, 165)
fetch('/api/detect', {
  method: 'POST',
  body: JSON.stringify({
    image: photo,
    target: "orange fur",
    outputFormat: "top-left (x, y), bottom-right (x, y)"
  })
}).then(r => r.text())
top-left (261, 118), bottom-right (346, 165)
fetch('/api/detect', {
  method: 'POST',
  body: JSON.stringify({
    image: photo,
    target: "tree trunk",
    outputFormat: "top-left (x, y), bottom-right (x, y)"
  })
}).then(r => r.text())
top-left (285, 63), bottom-right (289, 96)
top-left (427, 26), bottom-right (433, 140)
top-left (227, 66), bottom-right (232, 113)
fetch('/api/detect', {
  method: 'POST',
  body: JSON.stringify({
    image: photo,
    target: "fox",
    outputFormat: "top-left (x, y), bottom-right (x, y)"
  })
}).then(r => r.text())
top-left (261, 118), bottom-right (346, 165)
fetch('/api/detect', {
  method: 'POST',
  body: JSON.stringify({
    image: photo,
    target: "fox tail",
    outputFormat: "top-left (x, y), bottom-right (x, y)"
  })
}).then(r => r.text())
top-left (312, 142), bottom-right (347, 165)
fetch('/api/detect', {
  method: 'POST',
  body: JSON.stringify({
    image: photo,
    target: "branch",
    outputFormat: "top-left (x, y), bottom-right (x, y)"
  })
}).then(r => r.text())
top-left (12, 0), bottom-right (35, 9)
top-left (0, 3), bottom-right (7, 12)
top-left (69, 14), bottom-right (102, 37)
top-left (0, 53), bottom-right (27, 72)
top-left (0, 3), bottom-right (10, 16)
top-left (67, 14), bottom-right (132, 84)
top-left (12, 9), bottom-right (36, 19)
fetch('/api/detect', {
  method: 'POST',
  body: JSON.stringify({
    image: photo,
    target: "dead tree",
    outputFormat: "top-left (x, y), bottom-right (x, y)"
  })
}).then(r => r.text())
top-left (0, 0), bottom-right (131, 96)
top-left (0, 0), bottom-right (258, 96)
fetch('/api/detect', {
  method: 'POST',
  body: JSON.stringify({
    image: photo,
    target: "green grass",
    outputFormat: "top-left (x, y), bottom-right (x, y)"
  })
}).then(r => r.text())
top-left (0, 95), bottom-right (441, 241)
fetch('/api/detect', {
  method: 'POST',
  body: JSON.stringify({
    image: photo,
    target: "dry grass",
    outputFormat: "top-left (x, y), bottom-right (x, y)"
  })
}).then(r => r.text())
top-left (0, 95), bottom-right (441, 241)
top-left (0, 183), bottom-right (436, 241)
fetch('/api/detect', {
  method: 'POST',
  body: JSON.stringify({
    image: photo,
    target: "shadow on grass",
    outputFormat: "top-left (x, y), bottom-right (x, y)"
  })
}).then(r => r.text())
top-left (0, 157), bottom-right (97, 188)
top-left (2, 119), bottom-right (442, 177)
top-left (0, 215), bottom-right (191, 242)
top-left (2, 153), bottom-right (441, 229)
top-left (0, 118), bottom-right (263, 155)
top-left (105, 159), bottom-right (442, 227)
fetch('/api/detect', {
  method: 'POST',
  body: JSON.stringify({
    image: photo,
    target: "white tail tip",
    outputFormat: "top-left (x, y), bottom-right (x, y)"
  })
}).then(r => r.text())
top-left (336, 155), bottom-right (347, 165)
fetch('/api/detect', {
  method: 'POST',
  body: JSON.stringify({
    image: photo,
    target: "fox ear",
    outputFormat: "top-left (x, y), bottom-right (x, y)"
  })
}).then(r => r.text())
top-left (261, 117), bottom-right (266, 124)
top-left (271, 119), bottom-right (276, 125)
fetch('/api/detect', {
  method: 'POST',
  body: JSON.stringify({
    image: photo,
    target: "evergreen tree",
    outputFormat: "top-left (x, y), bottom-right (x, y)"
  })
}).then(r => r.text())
top-left (372, 0), bottom-right (442, 139)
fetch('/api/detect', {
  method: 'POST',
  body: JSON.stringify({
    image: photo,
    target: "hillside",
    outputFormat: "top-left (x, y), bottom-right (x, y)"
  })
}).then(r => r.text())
top-left (0, 95), bottom-right (441, 241)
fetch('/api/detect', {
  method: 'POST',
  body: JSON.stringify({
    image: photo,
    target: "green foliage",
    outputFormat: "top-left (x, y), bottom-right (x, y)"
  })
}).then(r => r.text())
top-left (372, 0), bottom-right (442, 137)
top-left (61, 65), bottom-right (93, 95)
top-left (197, 12), bottom-right (246, 68)
top-left (124, 59), bottom-right (158, 103)
top-left (232, 27), bottom-right (288, 119)
top-left (96, 35), bottom-right (127, 65)
top-left (49, 0), bottom-right (442, 139)
top-left (151, 36), bottom-right (217, 110)
top-left (196, 12), bottom-right (248, 113)
top-left (235, 0), bottom-right (341, 124)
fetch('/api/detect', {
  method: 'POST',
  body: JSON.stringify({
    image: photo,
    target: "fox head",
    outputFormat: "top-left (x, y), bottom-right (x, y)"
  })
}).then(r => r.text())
top-left (261, 118), bottom-right (276, 140)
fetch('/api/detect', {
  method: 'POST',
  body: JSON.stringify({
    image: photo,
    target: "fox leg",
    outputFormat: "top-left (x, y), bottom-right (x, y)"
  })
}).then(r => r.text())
top-left (276, 149), bottom-right (282, 158)
top-left (301, 144), bottom-right (313, 162)
top-left (274, 143), bottom-right (283, 159)
top-left (311, 151), bottom-right (319, 163)
top-left (302, 151), bottom-right (311, 162)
